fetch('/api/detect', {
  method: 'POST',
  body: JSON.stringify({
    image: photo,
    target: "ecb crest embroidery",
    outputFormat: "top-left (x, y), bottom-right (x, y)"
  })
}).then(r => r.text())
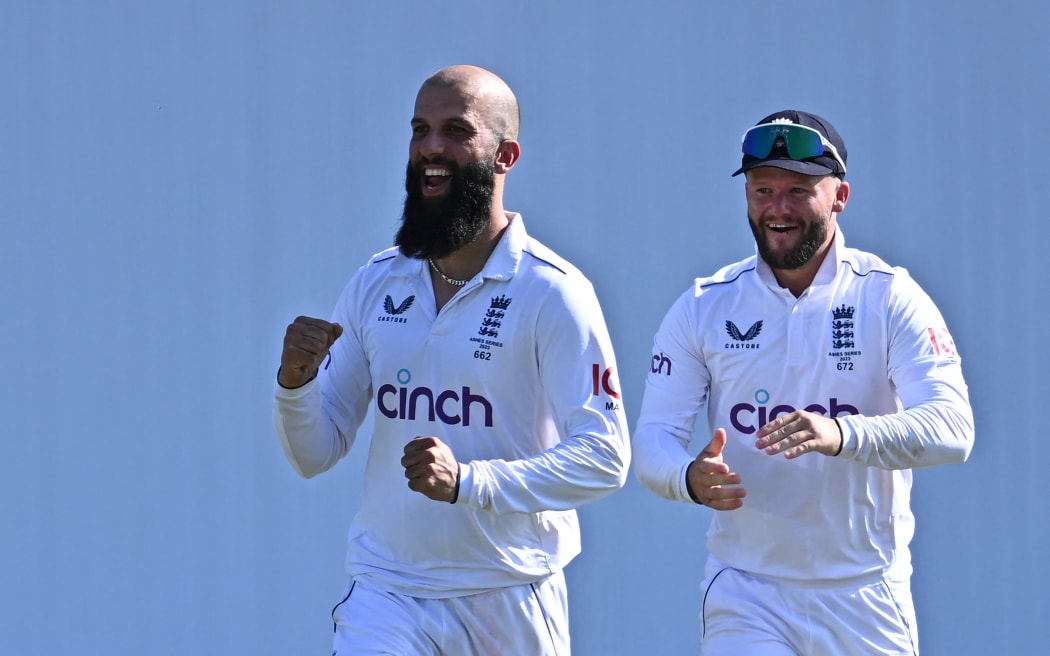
top-left (478, 295), bottom-right (511, 338)
top-left (831, 304), bottom-right (855, 349)
top-left (468, 295), bottom-right (512, 355)
top-left (828, 304), bottom-right (861, 371)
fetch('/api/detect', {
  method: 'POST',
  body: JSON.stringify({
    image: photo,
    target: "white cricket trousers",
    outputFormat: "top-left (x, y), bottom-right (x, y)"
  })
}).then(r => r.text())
top-left (331, 570), bottom-right (570, 656)
top-left (699, 561), bottom-right (919, 655)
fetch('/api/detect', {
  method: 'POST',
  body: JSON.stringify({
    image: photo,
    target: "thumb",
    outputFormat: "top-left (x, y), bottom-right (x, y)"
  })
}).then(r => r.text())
top-left (323, 322), bottom-right (344, 350)
top-left (701, 428), bottom-right (728, 458)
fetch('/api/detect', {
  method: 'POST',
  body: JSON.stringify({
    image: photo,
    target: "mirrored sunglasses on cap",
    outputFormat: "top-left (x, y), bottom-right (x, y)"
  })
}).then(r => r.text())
top-left (741, 122), bottom-right (847, 175)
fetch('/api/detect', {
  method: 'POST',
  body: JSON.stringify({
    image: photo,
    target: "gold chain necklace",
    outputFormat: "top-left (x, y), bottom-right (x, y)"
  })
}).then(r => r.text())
top-left (428, 258), bottom-right (469, 286)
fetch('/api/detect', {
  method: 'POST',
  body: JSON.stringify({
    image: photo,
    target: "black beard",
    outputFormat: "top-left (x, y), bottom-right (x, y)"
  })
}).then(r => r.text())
top-left (395, 158), bottom-right (496, 260)
top-left (749, 211), bottom-right (829, 270)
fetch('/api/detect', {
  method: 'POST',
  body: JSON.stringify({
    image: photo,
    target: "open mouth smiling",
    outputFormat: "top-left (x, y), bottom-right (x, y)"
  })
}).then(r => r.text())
top-left (423, 167), bottom-right (451, 193)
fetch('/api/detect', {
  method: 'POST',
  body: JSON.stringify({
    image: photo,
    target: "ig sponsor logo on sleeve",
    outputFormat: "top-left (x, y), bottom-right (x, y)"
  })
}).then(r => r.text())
top-left (592, 364), bottom-right (621, 411)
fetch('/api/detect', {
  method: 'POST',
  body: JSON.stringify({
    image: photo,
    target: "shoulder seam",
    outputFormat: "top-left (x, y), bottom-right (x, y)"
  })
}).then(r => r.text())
top-left (699, 265), bottom-right (756, 290)
top-left (844, 260), bottom-right (895, 278)
top-left (522, 249), bottom-right (569, 275)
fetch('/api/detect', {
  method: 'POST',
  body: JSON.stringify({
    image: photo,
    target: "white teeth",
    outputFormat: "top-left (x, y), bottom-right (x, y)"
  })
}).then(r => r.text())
top-left (424, 168), bottom-right (450, 177)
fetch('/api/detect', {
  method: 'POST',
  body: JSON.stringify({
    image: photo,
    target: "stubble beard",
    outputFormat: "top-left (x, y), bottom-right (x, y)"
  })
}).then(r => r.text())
top-left (749, 210), bottom-right (830, 270)
top-left (395, 159), bottom-right (496, 260)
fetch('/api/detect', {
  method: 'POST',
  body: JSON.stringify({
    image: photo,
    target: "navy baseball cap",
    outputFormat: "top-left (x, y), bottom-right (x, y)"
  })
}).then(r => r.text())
top-left (732, 110), bottom-right (847, 177)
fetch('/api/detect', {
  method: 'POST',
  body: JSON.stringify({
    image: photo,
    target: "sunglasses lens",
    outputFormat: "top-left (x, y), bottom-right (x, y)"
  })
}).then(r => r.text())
top-left (742, 124), bottom-right (825, 160)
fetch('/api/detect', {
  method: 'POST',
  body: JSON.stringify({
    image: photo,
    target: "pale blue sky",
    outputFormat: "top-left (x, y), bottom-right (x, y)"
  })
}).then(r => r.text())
top-left (2, 2), bottom-right (1045, 654)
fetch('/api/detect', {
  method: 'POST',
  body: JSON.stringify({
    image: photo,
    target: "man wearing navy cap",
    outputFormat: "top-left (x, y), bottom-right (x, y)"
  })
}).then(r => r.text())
top-left (633, 110), bottom-right (974, 654)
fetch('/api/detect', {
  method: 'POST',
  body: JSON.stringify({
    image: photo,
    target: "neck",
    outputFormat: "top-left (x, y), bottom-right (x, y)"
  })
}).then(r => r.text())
top-left (431, 210), bottom-right (511, 281)
top-left (770, 245), bottom-right (832, 297)
top-left (769, 224), bottom-right (838, 297)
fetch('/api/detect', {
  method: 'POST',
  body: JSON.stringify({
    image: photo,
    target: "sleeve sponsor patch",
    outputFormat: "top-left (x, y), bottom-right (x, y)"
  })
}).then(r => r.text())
top-left (927, 326), bottom-right (958, 358)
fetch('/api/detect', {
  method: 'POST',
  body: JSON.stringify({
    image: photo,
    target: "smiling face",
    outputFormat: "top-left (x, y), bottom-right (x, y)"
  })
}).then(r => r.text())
top-left (394, 71), bottom-right (518, 259)
top-left (744, 167), bottom-right (849, 274)
top-left (409, 80), bottom-right (498, 199)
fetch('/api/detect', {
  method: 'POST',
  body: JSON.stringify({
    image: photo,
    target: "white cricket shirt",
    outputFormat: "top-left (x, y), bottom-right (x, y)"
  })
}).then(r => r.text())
top-left (275, 214), bottom-right (630, 597)
top-left (633, 230), bottom-right (973, 583)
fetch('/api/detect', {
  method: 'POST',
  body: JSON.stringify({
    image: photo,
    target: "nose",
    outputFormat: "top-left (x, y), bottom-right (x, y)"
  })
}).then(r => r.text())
top-left (416, 129), bottom-right (445, 159)
top-left (768, 191), bottom-right (794, 217)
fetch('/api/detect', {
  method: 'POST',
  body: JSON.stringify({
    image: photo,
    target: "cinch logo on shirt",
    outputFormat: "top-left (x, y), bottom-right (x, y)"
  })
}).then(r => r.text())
top-left (651, 352), bottom-right (672, 375)
top-left (729, 389), bottom-right (858, 434)
top-left (377, 368), bottom-right (493, 427)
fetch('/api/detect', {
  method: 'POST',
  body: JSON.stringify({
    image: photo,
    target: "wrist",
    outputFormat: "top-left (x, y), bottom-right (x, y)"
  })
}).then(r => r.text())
top-left (684, 462), bottom-right (703, 505)
top-left (277, 366), bottom-right (317, 390)
top-left (449, 464), bottom-right (462, 504)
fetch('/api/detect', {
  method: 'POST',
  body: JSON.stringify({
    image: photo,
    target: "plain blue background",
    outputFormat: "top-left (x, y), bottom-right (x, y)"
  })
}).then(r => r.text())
top-left (2, 2), bottom-right (1045, 654)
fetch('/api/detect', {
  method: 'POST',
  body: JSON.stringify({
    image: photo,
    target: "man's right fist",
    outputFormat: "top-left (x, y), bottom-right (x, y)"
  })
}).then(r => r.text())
top-left (278, 316), bottom-right (344, 389)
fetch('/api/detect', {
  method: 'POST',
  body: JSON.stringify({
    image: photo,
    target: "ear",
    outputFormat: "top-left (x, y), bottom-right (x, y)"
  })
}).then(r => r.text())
top-left (832, 179), bottom-right (850, 213)
top-left (494, 140), bottom-right (520, 174)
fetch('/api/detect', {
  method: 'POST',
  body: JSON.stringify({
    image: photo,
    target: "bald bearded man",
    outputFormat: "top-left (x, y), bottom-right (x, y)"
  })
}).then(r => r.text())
top-left (274, 65), bottom-right (630, 656)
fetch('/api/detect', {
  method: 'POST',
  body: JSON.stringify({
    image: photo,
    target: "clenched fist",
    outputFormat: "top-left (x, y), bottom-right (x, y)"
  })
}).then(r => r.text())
top-left (278, 316), bottom-right (343, 389)
top-left (401, 436), bottom-right (461, 503)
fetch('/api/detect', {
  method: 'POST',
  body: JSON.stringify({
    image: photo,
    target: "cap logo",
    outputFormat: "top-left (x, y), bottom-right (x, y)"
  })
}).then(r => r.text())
top-left (770, 117), bottom-right (795, 125)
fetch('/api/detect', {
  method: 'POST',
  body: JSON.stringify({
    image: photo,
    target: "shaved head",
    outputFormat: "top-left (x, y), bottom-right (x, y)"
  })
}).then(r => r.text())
top-left (397, 65), bottom-right (521, 259)
top-left (421, 65), bottom-right (520, 142)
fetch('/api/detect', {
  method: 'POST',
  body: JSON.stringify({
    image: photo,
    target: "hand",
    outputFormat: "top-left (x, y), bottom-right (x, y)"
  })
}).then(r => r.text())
top-left (685, 428), bottom-right (746, 511)
top-left (755, 410), bottom-right (843, 458)
top-left (401, 436), bottom-right (461, 503)
top-left (278, 316), bottom-right (343, 388)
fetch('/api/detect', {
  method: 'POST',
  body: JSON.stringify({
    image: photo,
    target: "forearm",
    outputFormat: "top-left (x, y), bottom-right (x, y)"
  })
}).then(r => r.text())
top-left (632, 424), bottom-right (696, 504)
top-left (457, 431), bottom-right (630, 514)
top-left (838, 396), bottom-right (974, 469)
top-left (274, 379), bottom-right (353, 478)
top-left (850, 276), bottom-right (976, 470)
top-left (463, 283), bottom-right (630, 514)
